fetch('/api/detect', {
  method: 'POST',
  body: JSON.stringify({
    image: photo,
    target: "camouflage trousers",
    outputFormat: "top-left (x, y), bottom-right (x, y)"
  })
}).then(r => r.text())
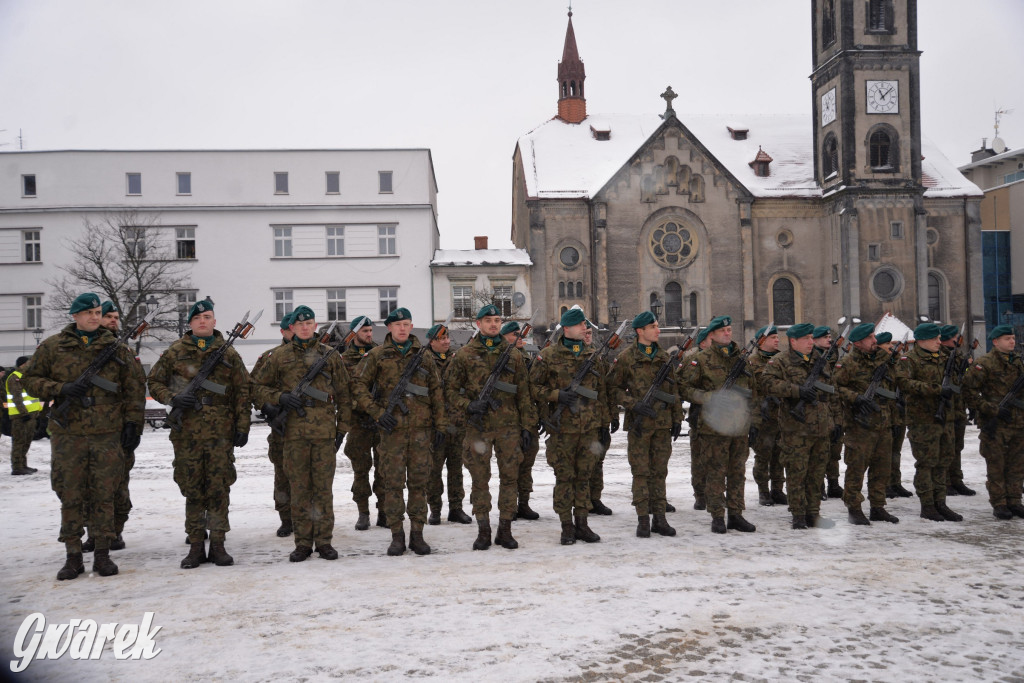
top-left (752, 424), bottom-right (784, 492)
top-left (948, 419), bottom-right (967, 485)
top-left (84, 450), bottom-right (134, 537)
top-left (689, 431), bottom-right (706, 501)
top-left (626, 427), bottom-right (671, 516)
top-left (589, 440), bottom-right (609, 502)
top-left (172, 437), bottom-right (237, 543)
top-left (344, 422), bottom-right (383, 515)
top-left (545, 431), bottom-right (600, 523)
top-left (906, 422), bottom-right (955, 506)
top-left (10, 414), bottom-right (37, 470)
top-left (428, 426), bottom-right (466, 512)
top-left (889, 424), bottom-right (907, 486)
top-left (267, 432), bottom-right (291, 523)
top-left (842, 423), bottom-right (892, 510)
top-left (464, 424), bottom-right (522, 521)
top-left (51, 431), bottom-right (123, 552)
top-left (979, 426), bottom-right (1024, 508)
top-left (283, 438), bottom-right (336, 548)
top-left (701, 433), bottom-right (748, 518)
top-left (825, 426), bottom-right (843, 482)
top-left (779, 426), bottom-right (829, 516)
top-left (518, 429), bottom-right (540, 499)
top-left (378, 427), bottom-right (432, 532)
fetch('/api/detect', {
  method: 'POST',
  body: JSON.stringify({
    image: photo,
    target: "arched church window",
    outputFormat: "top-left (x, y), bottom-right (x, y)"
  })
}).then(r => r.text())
top-left (559, 281), bottom-right (566, 298)
top-left (575, 281), bottom-right (584, 297)
top-left (688, 292), bottom-right (698, 325)
top-left (869, 129), bottom-right (898, 170)
top-left (772, 278), bottom-right (796, 326)
top-left (561, 82), bottom-right (567, 98)
top-left (649, 219), bottom-right (698, 269)
top-left (823, 0), bottom-right (836, 46)
top-left (928, 272), bottom-right (944, 321)
top-left (570, 81), bottom-right (576, 97)
top-left (665, 282), bottom-right (682, 326)
top-left (823, 134), bottom-right (839, 178)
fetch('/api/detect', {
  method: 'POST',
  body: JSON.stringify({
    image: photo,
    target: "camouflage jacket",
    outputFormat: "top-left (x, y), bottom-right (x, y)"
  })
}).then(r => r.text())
top-left (20, 323), bottom-right (145, 435)
top-left (342, 341), bottom-right (378, 423)
top-left (814, 345), bottom-right (844, 426)
top-left (251, 339), bottom-right (288, 378)
top-left (832, 346), bottom-right (896, 430)
top-left (530, 339), bottom-right (609, 434)
top-left (251, 338), bottom-right (352, 440)
top-left (350, 333), bottom-right (448, 432)
top-left (148, 331), bottom-right (252, 439)
top-left (678, 342), bottom-right (760, 435)
top-left (607, 342), bottom-right (683, 431)
top-left (940, 346), bottom-right (969, 419)
top-left (748, 350), bottom-right (781, 428)
top-left (962, 348), bottom-right (1024, 428)
top-left (894, 344), bottom-right (951, 426)
top-left (761, 348), bottom-right (833, 433)
top-left (444, 335), bottom-right (537, 432)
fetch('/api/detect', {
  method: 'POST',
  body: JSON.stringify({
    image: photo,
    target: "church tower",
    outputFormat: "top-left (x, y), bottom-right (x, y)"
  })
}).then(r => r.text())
top-left (556, 10), bottom-right (587, 124)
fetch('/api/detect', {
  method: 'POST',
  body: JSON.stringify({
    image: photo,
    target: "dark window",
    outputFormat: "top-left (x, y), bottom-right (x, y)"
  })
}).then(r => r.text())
top-left (327, 288), bottom-right (346, 322)
top-left (823, 135), bottom-right (839, 178)
top-left (559, 246), bottom-right (580, 268)
top-left (867, 244), bottom-right (880, 261)
top-left (665, 282), bottom-right (682, 326)
top-left (558, 281), bottom-right (566, 298)
top-left (890, 221), bottom-right (904, 239)
top-left (176, 228), bottom-right (196, 259)
top-left (22, 175), bottom-right (36, 197)
top-left (23, 230), bottom-right (41, 262)
top-left (326, 172), bottom-right (340, 194)
top-left (177, 172), bottom-right (191, 195)
top-left (274, 172), bottom-right (288, 194)
top-left (575, 281), bottom-right (583, 298)
top-left (928, 273), bottom-right (942, 322)
top-left (772, 278), bottom-right (795, 325)
top-left (378, 287), bottom-right (398, 319)
top-left (689, 292), bottom-right (698, 325)
top-left (868, 0), bottom-right (893, 32)
top-left (982, 231), bottom-right (1012, 344)
top-left (870, 131), bottom-right (893, 169)
top-left (379, 171), bottom-right (393, 193)
top-left (823, 0), bottom-right (836, 46)
top-left (126, 173), bottom-right (142, 195)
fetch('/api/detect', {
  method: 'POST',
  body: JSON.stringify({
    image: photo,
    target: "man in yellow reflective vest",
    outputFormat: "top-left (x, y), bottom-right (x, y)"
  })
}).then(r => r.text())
top-left (6, 355), bottom-right (42, 475)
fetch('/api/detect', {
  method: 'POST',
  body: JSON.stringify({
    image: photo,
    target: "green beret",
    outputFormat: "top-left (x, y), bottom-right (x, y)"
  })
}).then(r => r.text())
top-left (706, 315), bottom-right (731, 333)
top-left (476, 304), bottom-right (500, 319)
top-left (787, 322), bottom-right (815, 338)
top-left (812, 325), bottom-right (831, 339)
top-left (988, 324), bottom-right (1014, 340)
top-left (350, 315), bottom-right (373, 332)
top-left (500, 321), bottom-right (521, 336)
top-left (427, 323), bottom-right (446, 339)
top-left (756, 324), bottom-right (777, 339)
top-left (696, 327), bottom-right (710, 345)
top-left (875, 332), bottom-right (893, 344)
top-left (291, 305), bottom-right (315, 323)
top-left (101, 300), bottom-right (119, 316)
top-left (913, 323), bottom-right (940, 340)
top-left (279, 311), bottom-right (295, 330)
top-left (69, 292), bottom-right (102, 314)
top-left (384, 307), bottom-right (411, 325)
top-left (939, 324), bottom-right (958, 341)
top-left (849, 323), bottom-right (876, 343)
top-left (632, 311), bottom-right (656, 330)
top-left (188, 299), bottom-right (214, 321)
top-left (560, 308), bottom-right (586, 327)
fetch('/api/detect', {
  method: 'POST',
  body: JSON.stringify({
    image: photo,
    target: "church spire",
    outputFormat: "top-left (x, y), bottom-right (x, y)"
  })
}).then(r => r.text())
top-left (556, 9), bottom-right (586, 124)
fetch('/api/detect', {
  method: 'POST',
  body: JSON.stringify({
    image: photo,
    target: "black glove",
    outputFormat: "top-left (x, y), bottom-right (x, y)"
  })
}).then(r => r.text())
top-left (632, 403), bottom-right (656, 419)
top-left (377, 412), bottom-right (398, 432)
top-left (171, 393), bottom-right (198, 410)
top-left (557, 390), bottom-right (578, 409)
top-left (279, 392), bottom-right (303, 410)
top-left (259, 402), bottom-right (280, 420)
top-left (671, 422), bottom-right (683, 441)
top-left (467, 399), bottom-right (489, 416)
top-left (432, 430), bottom-right (446, 450)
top-left (334, 432), bottom-right (345, 451)
top-left (998, 406), bottom-right (1013, 423)
top-left (830, 424), bottom-right (843, 444)
top-left (747, 426), bottom-right (758, 447)
top-left (59, 378), bottom-right (90, 399)
top-left (120, 422), bottom-right (140, 451)
top-left (609, 416), bottom-right (620, 434)
top-left (940, 385), bottom-right (954, 400)
top-left (233, 432), bottom-right (248, 448)
top-left (598, 426), bottom-right (611, 448)
top-left (798, 386), bottom-right (818, 403)
top-left (519, 429), bottom-right (532, 452)
top-left (853, 395), bottom-right (880, 414)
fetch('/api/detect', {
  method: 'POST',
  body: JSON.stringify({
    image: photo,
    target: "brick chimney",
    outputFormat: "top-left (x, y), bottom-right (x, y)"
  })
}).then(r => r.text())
top-left (474, 235), bottom-right (488, 250)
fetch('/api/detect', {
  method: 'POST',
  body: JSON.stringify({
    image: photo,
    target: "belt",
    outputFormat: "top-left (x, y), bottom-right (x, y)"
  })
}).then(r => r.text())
top-left (77, 396), bottom-right (121, 407)
top-left (199, 396), bottom-right (230, 406)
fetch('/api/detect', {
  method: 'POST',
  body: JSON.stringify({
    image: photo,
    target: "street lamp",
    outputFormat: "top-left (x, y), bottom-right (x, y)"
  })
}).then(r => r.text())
top-left (609, 300), bottom-right (620, 324)
top-left (33, 328), bottom-right (43, 346)
top-left (651, 297), bottom-right (663, 320)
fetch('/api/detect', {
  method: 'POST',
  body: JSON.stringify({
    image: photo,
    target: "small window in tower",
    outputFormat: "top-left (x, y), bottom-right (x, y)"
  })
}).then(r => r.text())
top-left (823, 134), bottom-right (839, 179)
top-left (822, 0), bottom-right (836, 46)
top-left (867, 243), bottom-right (881, 261)
top-left (868, 0), bottom-right (895, 33)
top-left (570, 81), bottom-right (576, 97)
top-left (869, 130), bottom-right (895, 170)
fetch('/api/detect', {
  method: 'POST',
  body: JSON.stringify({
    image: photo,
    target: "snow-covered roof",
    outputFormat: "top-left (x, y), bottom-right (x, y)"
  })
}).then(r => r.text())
top-left (431, 248), bottom-right (532, 267)
top-left (517, 113), bottom-right (980, 200)
top-left (874, 312), bottom-right (916, 342)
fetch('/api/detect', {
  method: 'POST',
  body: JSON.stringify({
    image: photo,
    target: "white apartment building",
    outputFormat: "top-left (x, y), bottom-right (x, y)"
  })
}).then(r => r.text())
top-left (0, 149), bottom-right (439, 366)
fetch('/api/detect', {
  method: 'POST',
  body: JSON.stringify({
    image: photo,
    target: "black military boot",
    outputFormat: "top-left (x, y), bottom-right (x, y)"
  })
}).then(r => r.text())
top-left (935, 502), bottom-right (963, 522)
top-left (110, 533), bottom-right (126, 551)
top-left (387, 529), bottom-right (406, 556)
top-left (758, 488), bottom-right (773, 506)
top-left (711, 517), bottom-right (726, 534)
top-left (919, 504), bottom-right (945, 522)
top-left (316, 544), bottom-right (339, 560)
top-left (11, 466), bottom-right (38, 475)
top-left (885, 485), bottom-right (898, 499)
top-left (1007, 503), bottom-right (1024, 519)
top-left (560, 520), bottom-right (576, 545)
top-left (448, 507), bottom-right (472, 524)
top-left (771, 488), bottom-right (788, 505)
top-left (894, 484), bottom-right (914, 498)
top-left (946, 485), bottom-right (958, 496)
top-left (408, 529), bottom-right (431, 556)
top-left (847, 506), bottom-right (871, 526)
top-left (289, 545), bottom-right (313, 562)
top-left (82, 535), bottom-right (95, 553)
top-left (516, 496), bottom-right (540, 521)
top-left (952, 481), bottom-right (977, 496)
top-left (651, 514), bottom-right (677, 537)
top-left (276, 518), bottom-right (293, 538)
top-left (208, 541), bottom-right (234, 566)
top-left (636, 515), bottom-right (651, 538)
top-left (473, 517), bottom-right (492, 550)
top-left (993, 505), bottom-right (1014, 520)
top-left (727, 514), bottom-right (756, 532)
top-left (806, 513), bottom-right (835, 529)
top-left (428, 507), bottom-right (441, 526)
top-left (57, 552), bottom-right (85, 580)
top-left (590, 499), bottom-right (613, 515)
top-left (355, 513), bottom-right (370, 531)
top-left (92, 549), bottom-right (118, 577)
top-left (574, 514), bottom-right (600, 543)
top-left (693, 496), bottom-right (707, 511)
top-left (827, 479), bottom-right (843, 498)
top-left (664, 502), bottom-right (676, 513)
top-left (869, 507), bottom-right (900, 523)
top-left (791, 514), bottom-right (808, 530)
top-left (494, 519), bottom-right (518, 549)
top-left (181, 542), bottom-right (206, 569)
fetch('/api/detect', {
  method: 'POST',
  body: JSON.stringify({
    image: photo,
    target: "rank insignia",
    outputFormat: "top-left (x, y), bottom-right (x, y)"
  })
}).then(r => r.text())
top-left (572, 344), bottom-right (581, 353)
top-left (197, 339), bottom-right (206, 349)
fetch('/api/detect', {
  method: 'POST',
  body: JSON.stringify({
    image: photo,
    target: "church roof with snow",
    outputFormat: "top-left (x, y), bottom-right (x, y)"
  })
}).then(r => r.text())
top-left (431, 248), bottom-right (532, 267)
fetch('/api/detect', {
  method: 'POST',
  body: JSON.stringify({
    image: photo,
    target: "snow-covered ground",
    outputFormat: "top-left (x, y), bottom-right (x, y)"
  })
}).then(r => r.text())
top-left (2, 423), bottom-right (1022, 681)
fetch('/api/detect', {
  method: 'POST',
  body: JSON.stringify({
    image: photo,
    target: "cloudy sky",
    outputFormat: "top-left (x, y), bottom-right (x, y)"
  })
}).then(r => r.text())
top-left (1, 0), bottom-right (1021, 248)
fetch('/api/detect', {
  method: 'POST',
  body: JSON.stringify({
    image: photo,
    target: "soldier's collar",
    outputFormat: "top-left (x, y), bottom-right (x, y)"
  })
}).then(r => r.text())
top-left (292, 336), bottom-right (317, 350)
top-left (714, 342), bottom-right (731, 356)
top-left (637, 340), bottom-right (658, 358)
top-left (75, 328), bottom-right (99, 346)
top-left (392, 339), bottom-right (413, 356)
top-left (758, 349), bottom-right (778, 358)
top-left (190, 334), bottom-right (215, 350)
top-left (433, 350), bottom-right (448, 361)
top-left (561, 336), bottom-right (585, 357)
top-left (479, 334), bottom-right (503, 351)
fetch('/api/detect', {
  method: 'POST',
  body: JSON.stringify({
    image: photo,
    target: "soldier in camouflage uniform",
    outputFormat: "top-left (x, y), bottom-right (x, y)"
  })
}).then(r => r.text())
top-left (250, 311), bottom-right (295, 537)
top-left (530, 307), bottom-right (609, 545)
top-left (445, 305), bottom-right (536, 550)
top-left (427, 323), bottom-right (471, 526)
top-left (832, 323), bottom-right (900, 525)
top-left (939, 324), bottom-right (977, 497)
top-left (962, 324), bottom-right (1024, 520)
top-left (607, 311), bottom-right (683, 538)
top-left (681, 328), bottom-right (711, 510)
top-left (21, 292), bottom-right (145, 580)
top-left (762, 323), bottom-right (836, 530)
top-left (879, 332), bottom-right (914, 499)
top-left (813, 327), bottom-right (845, 499)
top-left (680, 316), bottom-right (758, 534)
top-left (502, 321), bottom-right (542, 521)
top-left (252, 305), bottom-right (351, 561)
top-left (351, 308), bottom-right (448, 556)
top-left (894, 323), bottom-right (963, 522)
top-left (149, 299), bottom-right (252, 568)
top-left (339, 315), bottom-right (386, 530)
top-left (5, 356), bottom-right (41, 476)
top-left (586, 322), bottom-right (620, 516)
top-left (748, 325), bottom-right (786, 507)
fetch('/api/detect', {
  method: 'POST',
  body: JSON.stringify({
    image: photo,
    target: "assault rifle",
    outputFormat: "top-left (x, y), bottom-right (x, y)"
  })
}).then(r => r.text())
top-left (631, 330), bottom-right (694, 437)
top-left (853, 337), bottom-right (905, 428)
top-left (376, 313), bottom-right (452, 434)
top-left (934, 323), bottom-right (965, 423)
top-left (720, 321), bottom-right (775, 393)
top-left (267, 321), bottom-right (339, 436)
top-left (790, 323), bottom-right (850, 423)
top-left (166, 310), bottom-right (262, 431)
top-left (544, 319), bottom-right (629, 434)
top-left (50, 310), bottom-right (157, 429)
top-left (982, 348), bottom-right (1024, 437)
top-left (468, 312), bottom-right (536, 430)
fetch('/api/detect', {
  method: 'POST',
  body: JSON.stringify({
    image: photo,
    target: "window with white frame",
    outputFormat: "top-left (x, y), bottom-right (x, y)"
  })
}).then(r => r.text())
top-left (126, 173), bottom-right (142, 195)
top-left (326, 172), bottom-right (340, 194)
top-left (25, 295), bottom-right (42, 329)
top-left (274, 290), bottom-right (294, 322)
top-left (22, 175), bottom-right (36, 197)
top-left (327, 288), bottom-right (346, 321)
top-left (23, 230), bottom-right (40, 262)
top-left (326, 226), bottom-right (345, 256)
top-left (176, 228), bottom-right (196, 259)
top-left (378, 287), bottom-right (398, 320)
top-left (452, 285), bottom-right (473, 318)
top-left (379, 171), bottom-right (393, 193)
top-left (124, 226), bottom-right (146, 259)
top-left (274, 172), bottom-right (289, 194)
top-left (274, 227), bottom-right (292, 257)
top-left (177, 291), bottom-right (197, 318)
top-left (177, 172), bottom-right (191, 195)
top-left (492, 284), bottom-right (513, 316)
top-left (378, 225), bottom-right (396, 255)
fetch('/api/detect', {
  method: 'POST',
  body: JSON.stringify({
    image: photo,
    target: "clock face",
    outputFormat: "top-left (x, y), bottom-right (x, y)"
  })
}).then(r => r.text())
top-left (821, 88), bottom-right (837, 126)
top-left (866, 80), bottom-right (899, 114)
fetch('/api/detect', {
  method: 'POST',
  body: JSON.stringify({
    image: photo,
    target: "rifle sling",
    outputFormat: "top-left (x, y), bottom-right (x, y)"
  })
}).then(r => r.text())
top-left (574, 386), bottom-right (598, 401)
top-left (651, 389), bottom-right (677, 405)
top-left (89, 375), bottom-right (119, 393)
top-left (200, 379), bottom-right (228, 395)
top-left (493, 380), bottom-right (518, 395)
top-left (875, 387), bottom-right (898, 400)
top-left (812, 381), bottom-right (835, 395)
top-left (76, 396), bottom-right (121, 407)
top-left (404, 382), bottom-right (429, 397)
top-left (299, 385), bottom-right (330, 402)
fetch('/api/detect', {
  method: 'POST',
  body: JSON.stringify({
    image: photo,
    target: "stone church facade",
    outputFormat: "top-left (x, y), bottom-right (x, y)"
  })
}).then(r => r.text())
top-left (512, 1), bottom-right (984, 342)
